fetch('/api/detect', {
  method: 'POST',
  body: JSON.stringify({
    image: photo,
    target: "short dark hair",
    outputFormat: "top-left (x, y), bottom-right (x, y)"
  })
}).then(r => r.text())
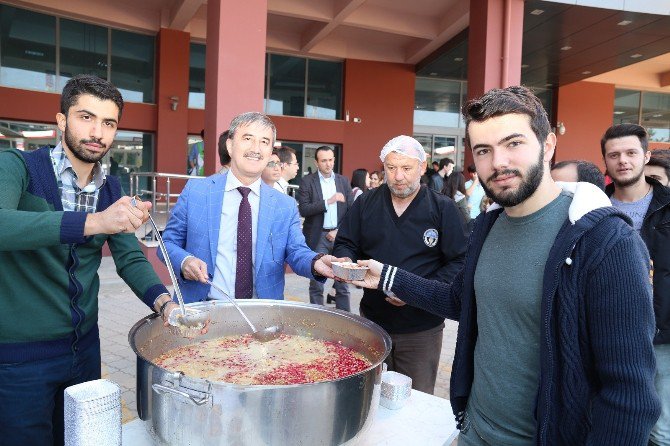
top-left (315, 146), bottom-right (334, 161)
top-left (551, 160), bottom-right (605, 190)
top-left (439, 157), bottom-right (454, 170)
top-left (218, 130), bottom-right (231, 166)
top-left (462, 85), bottom-right (551, 149)
top-left (61, 74), bottom-right (124, 119)
top-left (467, 164), bottom-right (477, 173)
top-left (647, 154), bottom-right (670, 181)
top-left (600, 124), bottom-right (648, 157)
top-left (276, 145), bottom-right (296, 164)
top-left (432, 161), bottom-right (439, 167)
top-left (351, 168), bottom-right (369, 191)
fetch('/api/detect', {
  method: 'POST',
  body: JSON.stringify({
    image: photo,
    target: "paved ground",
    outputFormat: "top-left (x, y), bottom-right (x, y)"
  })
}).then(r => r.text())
top-left (96, 256), bottom-right (458, 426)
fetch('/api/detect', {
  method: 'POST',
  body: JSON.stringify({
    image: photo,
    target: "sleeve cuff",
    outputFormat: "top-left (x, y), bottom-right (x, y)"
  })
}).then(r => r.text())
top-left (142, 283), bottom-right (170, 308)
top-left (60, 211), bottom-right (88, 244)
top-left (379, 264), bottom-right (398, 293)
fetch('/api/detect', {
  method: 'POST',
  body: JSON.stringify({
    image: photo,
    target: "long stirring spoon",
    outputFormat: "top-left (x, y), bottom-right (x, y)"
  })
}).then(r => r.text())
top-left (206, 280), bottom-right (282, 342)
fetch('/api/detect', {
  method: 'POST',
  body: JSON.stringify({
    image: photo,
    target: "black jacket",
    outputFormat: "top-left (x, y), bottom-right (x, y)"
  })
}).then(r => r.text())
top-left (607, 177), bottom-right (670, 344)
top-left (297, 172), bottom-right (353, 250)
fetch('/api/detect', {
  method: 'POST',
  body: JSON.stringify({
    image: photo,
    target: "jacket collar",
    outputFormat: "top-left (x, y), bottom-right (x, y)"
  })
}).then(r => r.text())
top-left (605, 176), bottom-right (670, 213)
top-left (487, 181), bottom-right (612, 224)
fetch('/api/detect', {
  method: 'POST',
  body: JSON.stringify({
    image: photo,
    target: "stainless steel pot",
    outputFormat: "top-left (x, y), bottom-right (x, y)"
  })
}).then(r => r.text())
top-left (129, 300), bottom-right (392, 446)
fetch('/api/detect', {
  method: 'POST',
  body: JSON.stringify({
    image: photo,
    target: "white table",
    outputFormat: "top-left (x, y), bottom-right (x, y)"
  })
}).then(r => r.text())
top-left (122, 390), bottom-right (458, 445)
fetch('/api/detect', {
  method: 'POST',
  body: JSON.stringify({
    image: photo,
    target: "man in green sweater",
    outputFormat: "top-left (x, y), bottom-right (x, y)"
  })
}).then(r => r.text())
top-left (0, 75), bottom-right (176, 446)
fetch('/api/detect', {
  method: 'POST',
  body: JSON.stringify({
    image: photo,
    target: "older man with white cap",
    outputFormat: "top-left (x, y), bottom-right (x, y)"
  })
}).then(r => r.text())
top-left (333, 135), bottom-right (468, 393)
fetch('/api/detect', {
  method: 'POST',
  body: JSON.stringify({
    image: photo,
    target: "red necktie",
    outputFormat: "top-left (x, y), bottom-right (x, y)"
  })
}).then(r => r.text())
top-left (235, 187), bottom-right (253, 299)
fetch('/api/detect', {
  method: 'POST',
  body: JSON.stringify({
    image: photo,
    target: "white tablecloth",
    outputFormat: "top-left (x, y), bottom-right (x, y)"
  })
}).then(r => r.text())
top-left (122, 389), bottom-right (458, 445)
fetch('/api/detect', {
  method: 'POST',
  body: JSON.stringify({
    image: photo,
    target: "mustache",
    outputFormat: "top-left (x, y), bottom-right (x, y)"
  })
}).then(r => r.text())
top-left (243, 151), bottom-right (261, 158)
top-left (487, 168), bottom-right (521, 183)
top-left (80, 137), bottom-right (107, 149)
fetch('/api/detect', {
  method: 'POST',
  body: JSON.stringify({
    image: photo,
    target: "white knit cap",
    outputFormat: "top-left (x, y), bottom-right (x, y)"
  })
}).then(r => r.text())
top-left (379, 135), bottom-right (426, 163)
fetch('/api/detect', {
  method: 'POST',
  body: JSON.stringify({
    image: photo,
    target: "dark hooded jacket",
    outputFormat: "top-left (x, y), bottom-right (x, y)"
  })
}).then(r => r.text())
top-left (379, 182), bottom-right (660, 445)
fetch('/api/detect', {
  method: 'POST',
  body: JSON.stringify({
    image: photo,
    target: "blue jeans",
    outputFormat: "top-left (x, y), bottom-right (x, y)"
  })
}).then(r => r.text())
top-left (651, 344), bottom-right (670, 446)
top-left (0, 340), bottom-right (101, 446)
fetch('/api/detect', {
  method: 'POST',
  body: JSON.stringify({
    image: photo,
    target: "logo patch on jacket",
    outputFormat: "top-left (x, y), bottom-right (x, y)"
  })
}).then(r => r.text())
top-left (423, 228), bottom-right (439, 247)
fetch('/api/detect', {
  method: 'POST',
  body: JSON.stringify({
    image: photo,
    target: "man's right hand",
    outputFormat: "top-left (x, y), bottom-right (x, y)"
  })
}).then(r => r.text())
top-left (182, 256), bottom-right (209, 283)
top-left (84, 196), bottom-right (150, 235)
top-left (327, 192), bottom-right (346, 205)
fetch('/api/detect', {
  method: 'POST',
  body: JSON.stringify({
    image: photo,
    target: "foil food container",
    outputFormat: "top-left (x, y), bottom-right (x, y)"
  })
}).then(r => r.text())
top-left (64, 379), bottom-right (121, 446)
top-left (332, 261), bottom-right (369, 281)
top-left (380, 371), bottom-right (412, 410)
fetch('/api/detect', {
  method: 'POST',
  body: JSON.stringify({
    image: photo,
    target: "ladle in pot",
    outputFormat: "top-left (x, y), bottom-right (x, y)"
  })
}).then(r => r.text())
top-left (131, 197), bottom-right (209, 330)
top-left (206, 280), bottom-right (282, 343)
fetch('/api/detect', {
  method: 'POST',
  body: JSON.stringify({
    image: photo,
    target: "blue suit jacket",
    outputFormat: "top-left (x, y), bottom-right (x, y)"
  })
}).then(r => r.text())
top-left (159, 172), bottom-right (319, 303)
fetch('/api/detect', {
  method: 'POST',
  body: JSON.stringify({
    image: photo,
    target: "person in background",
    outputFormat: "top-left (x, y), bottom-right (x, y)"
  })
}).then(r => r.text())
top-left (160, 112), bottom-right (340, 303)
top-left (261, 150), bottom-right (282, 188)
top-left (645, 153), bottom-right (670, 187)
top-left (370, 170), bottom-right (382, 189)
top-left (333, 135), bottom-right (468, 394)
top-left (465, 164), bottom-right (485, 220)
top-left (0, 74), bottom-right (174, 446)
top-left (550, 159), bottom-right (605, 190)
top-left (442, 171), bottom-right (471, 226)
top-left (297, 146), bottom-right (354, 311)
top-left (275, 145), bottom-right (300, 194)
top-left (353, 86), bottom-right (659, 445)
top-left (189, 129), bottom-right (205, 176)
top-left (351, 168), bottom-right (370, 200)
top-left (430, 157), bottom-right (454, 192)
top-left (602, 123), bottom-right (670, 446)
top-left (218, 130), bottom-right (231, 175)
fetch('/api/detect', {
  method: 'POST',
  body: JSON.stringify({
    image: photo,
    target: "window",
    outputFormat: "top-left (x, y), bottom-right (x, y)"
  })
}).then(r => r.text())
top-left (414, 78), bottom-right (464, 128)
top-left (0, 5), bottom-right (56, 92)
top-left (111, 29), bottom-right (155, 103)
top-left (613, 89), bottom-right (670, 143)
top-left (0, 120), bottom-right (57, 151)
top-left (306, 59), bottom-right (342, 119)
top-left (103, 131), bottom-right (154, 194)
top-left (613, 90), bottom-right (641, 125)
top-left (265, 54), bottom-right (343, 120)
top-left (59, 19), bottom-right (108, 90)
top-left (188, 43), bottom-right (205, 109)
top-left (642, 92), bottom-right (669, 143)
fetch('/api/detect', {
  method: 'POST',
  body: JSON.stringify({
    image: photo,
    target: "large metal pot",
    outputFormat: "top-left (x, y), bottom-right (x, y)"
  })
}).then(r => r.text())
top-left (129, 300), bottom-right (392, 445)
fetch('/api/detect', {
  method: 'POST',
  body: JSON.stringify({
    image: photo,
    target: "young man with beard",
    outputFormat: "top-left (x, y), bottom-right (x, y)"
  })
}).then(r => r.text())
top-left (602, 124), bottom-right (670, 446)
top-left (0, 75), bottom-right (175, 446)
top-left (333, 135), bottom-right (467, 394)
top-left (351, 86), bottom-right (660, 445)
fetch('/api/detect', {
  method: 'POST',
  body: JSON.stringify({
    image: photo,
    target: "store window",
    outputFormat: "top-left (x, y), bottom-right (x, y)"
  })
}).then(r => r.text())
top-left (0, 5), bottom-right (57, 92)
top-left (111, 29), bottom-right (155, 103)
top-left (613, 89), bottom-right (670, 143)
top-left (59, 19), bottom-right (108, 90)
top-left (0, 120), bottom-right (57, 151)
top-left (188, 43), bottom-right (206, 109)
top-left (265, 54), bottom-right (343, 120)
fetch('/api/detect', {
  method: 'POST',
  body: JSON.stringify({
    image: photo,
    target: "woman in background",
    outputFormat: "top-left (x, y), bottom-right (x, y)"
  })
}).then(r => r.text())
top-left (442, 171), bottom-right (470, 226)
top-left (351, 168), bottom-right (370, 201)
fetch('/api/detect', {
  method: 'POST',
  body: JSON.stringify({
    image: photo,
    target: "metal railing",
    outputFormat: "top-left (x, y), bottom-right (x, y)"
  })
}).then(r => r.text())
top-left (129, 172), bottom-right (204, 241)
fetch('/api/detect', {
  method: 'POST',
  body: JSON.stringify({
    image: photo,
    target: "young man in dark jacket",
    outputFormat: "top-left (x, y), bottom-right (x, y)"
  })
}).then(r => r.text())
top-left (602, 123), bottom-right (670, 446)
top-left (352, 86), bottom-right (660, 445)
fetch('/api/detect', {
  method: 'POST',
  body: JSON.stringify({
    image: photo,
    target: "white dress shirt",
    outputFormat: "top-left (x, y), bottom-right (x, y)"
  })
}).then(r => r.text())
top-left (319, 170), bottom-right (338, 229)
top-left (210, 172), bottom-right (261, 299)
top-left (274, 177), bottom-right (289, 194)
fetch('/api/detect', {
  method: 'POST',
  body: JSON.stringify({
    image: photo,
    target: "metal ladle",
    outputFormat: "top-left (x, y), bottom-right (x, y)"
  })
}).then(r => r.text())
top-left (131, 197), bottom-right (209, 330)
top-left (206, 280), bottom-right (282, 343)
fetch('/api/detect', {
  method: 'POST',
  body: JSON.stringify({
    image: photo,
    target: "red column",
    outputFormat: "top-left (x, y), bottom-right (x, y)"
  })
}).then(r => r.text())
top-left (204, 0), bottom-right (268, 175)
top-left (465, 0), bottom-right (524, 167)
top-left (155, 28), bottom-right (191, 175)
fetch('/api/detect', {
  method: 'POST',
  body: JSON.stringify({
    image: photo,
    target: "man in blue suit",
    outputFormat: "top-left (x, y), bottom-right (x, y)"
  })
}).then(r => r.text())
top-left (160, 112), bottom-right (338, 302)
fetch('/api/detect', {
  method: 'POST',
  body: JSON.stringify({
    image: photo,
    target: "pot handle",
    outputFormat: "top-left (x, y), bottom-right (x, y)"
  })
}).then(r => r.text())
top-left (152, 383), bottom-right (211, 406)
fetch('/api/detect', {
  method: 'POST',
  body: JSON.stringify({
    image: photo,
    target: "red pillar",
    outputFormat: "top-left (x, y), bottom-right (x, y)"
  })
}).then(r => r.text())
top-left (204, 0), bottom-right (268, 175)
top-left (465, 0), bottom-right (524, 167)
top-left (155, 28), bottom-right (191, 175)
